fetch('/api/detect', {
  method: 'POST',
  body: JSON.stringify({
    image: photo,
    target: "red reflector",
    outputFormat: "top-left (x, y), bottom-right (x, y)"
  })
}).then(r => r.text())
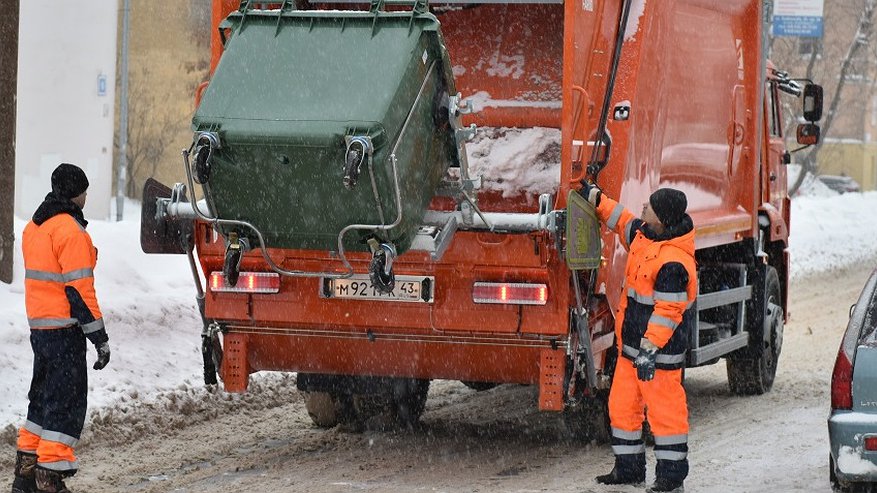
top-left (209, 272), bottom-right (280, 294)
top-left (865, 436), bottom-right (877, 451)
top-left (472, 282), bottom-right (548, 305)
top-left (831, 349), bottom-right (853, 410)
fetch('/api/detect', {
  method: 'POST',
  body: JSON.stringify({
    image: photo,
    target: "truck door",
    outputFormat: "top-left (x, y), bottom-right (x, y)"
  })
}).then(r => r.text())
top-left (764, 81), bottom-right (787, 213)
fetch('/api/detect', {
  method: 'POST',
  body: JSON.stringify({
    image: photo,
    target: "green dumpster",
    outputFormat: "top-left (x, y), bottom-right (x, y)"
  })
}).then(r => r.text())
top-left (191, 7), bottom-right (462, 254)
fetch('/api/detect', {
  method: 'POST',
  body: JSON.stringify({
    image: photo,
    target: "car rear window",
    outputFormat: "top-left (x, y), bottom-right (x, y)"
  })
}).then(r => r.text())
top-left (857, 272), bottom-right (877, 344)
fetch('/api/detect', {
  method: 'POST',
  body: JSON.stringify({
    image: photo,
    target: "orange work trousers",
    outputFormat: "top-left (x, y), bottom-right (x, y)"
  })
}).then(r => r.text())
top-left (608, 357), bottom-right (689, 482)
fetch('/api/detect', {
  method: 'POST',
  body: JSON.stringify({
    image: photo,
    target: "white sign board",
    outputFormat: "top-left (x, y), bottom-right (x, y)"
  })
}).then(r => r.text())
top-left (773, 0), bottom-right (824, 37)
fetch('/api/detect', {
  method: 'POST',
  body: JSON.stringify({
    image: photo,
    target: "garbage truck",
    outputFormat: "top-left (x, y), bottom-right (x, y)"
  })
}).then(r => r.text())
top-left (141, 0), bottom-right (823, 438)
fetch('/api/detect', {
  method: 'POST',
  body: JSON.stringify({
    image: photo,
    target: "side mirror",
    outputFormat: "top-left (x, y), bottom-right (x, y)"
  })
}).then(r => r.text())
top-left (803, 84), bottom-right (823, 122)
top-left (797, 123), bottom-right (821, 146)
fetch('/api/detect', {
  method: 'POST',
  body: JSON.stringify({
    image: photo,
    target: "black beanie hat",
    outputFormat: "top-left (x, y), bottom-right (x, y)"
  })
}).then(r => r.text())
top-left (649, 188), bottom-right (687, 228)
top-left (51, 163), bottom-right (89, 200)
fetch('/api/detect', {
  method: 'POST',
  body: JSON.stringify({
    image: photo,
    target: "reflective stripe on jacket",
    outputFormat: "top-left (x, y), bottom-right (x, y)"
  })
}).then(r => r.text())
top-left (23, 213), bottom-right (103, 332)
top-left (596, 196), bottom-right (697, 370)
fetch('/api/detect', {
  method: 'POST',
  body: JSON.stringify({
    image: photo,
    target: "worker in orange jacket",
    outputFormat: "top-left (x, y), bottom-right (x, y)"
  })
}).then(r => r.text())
top-left (583, 184), bottom-right (696, 493)
top-left (12, 163), bottom-right (110, 493)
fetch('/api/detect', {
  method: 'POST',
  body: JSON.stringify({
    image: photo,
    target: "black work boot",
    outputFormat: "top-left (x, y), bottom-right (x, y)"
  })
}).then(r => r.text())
top-left (11, 451), bottom-right (37, 493)
top-left (595, 467), bottom-right (645, 485)
top-left (647, 477), bottom-right (684, 492)
top-left (33, 467), bottom-right (73, 493)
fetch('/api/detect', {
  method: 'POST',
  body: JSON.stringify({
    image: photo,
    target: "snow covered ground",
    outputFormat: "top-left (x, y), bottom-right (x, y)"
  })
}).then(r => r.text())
top-left (0, 189), bottom-right (876, 430)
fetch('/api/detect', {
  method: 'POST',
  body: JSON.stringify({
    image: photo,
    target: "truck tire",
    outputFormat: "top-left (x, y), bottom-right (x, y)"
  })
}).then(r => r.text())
top-left (304, 378), bottom-right (430, 431)
top-left (461, 381), bottom-right (499, 392)
top-left (391, 378), bottom-right (430, 428)
top-left (727, 265), bottom-right (783, 395)
top-left (201, 334), bottom-right (222, 386)
top-left (304, 391), bottom-right (341, 428)
top-left (562, 390), bottom-right (611, 444)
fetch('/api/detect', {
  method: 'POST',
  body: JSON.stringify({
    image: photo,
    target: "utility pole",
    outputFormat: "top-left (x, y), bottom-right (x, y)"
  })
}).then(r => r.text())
top-left (0, 0), bottom-right (19, 284)
top-left (116, 0), bottom-right (130, 221)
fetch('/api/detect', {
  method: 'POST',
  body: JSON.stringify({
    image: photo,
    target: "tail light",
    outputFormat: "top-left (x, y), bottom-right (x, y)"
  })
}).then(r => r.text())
top-left (831, 347), bottom-right (853, 410)
top-left (472, 282), bottom-right (548, 305)
top-left (865, 436), bottom-right (877, 451)
top-left (209, 271), bottom-right (280, 294)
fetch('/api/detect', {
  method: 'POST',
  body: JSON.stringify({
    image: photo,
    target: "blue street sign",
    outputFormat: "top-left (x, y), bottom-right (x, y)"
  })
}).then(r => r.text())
top-left (774, 15), bottom-right (824, 37)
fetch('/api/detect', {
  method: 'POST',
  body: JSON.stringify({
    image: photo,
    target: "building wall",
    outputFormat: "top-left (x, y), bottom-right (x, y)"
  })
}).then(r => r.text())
top-left (16, 1), bottom-right (118, 220)
top-left (818, 140), bottom-right (877, 191)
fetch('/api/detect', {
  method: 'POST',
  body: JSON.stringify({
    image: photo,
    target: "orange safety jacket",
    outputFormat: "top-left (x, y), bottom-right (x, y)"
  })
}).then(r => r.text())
top-left (23, 213), bottom-right (103, 335)
top-left (595, 195), bottom-right (697, 370)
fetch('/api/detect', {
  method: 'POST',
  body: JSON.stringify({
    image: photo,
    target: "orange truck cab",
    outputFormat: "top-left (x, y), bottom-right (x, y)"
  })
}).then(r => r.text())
top-left (141, 0), bottom-right (823, 438)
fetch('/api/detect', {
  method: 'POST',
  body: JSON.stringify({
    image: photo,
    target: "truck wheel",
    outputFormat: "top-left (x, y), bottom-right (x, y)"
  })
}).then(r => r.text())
top-left (562, 390), bottom-right (611, 444)
top-left (461, 381), bottom-right (499, 392)
top-left (201, 333), bottom-right (222, 385)
top-left (369, 249), bottom-right (395, 294)
top-left (391, 378), bottom-right (430, 428)
top-left (304, 391), bottom-right (341, 428)
top-left (727, 265), bottom-right (783, 395)
top-left (223, 247), bottom-right (242, 287)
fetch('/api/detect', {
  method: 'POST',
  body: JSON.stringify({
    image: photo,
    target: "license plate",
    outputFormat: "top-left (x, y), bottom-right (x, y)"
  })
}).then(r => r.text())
top-left (323, 275), bottom-right (434, 303)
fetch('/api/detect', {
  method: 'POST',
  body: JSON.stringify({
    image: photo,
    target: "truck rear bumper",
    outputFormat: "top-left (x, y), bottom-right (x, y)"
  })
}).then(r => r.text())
top-left (219, 327), bottom-right (567, 411)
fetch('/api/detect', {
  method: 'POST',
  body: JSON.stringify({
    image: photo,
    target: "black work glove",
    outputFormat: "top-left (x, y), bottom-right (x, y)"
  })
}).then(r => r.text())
top-left (579, 181), bottom-right (602, 207)
top-left (634, 338), bottom-right (658, 381)
top-left (93, 342), bottom-right (111, 370)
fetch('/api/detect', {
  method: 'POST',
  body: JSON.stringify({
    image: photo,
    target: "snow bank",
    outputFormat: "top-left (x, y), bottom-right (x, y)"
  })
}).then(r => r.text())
top-left (788, 191), bottom-right (877, 280)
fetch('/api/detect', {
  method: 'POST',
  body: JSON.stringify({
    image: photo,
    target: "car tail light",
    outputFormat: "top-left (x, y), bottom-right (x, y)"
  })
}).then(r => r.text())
top-left (832, 348), bottom-right (853, 410)
top-left (209, 271), bottom-right (280, 293)
top-left (865, 436), bottom-right (877, 451)
top-left (472, 282), bottom-right (548, 305)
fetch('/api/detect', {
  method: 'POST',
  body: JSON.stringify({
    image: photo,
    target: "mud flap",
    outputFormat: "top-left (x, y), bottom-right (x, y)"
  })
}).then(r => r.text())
top-left (221, 333), bottom-right (249, 393)
top-left (539, 348), bottom-right (565, 411)
top-left (140, 178), bottom-right (193, 254)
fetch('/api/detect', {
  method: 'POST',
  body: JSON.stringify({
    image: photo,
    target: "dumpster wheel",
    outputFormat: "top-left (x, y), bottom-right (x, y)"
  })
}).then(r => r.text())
top-left (369, 244), bottom-right (396, 294)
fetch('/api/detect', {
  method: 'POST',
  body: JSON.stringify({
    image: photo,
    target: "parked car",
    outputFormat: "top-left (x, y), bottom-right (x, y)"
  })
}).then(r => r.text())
top-left (819, 174), bottom-right (861, 194)
top-left (829, 269), bottom-right (877, 491)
